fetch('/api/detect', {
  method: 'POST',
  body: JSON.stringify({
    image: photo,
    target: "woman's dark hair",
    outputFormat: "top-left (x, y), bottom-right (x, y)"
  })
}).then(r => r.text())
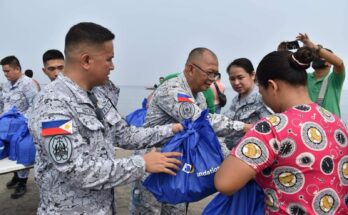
top-left (256, 47), bottom-right (314, 88)
top-left (226, 58), bottom-right (254, 75)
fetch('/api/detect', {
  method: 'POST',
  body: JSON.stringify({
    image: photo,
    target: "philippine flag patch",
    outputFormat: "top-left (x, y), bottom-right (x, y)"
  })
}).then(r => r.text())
top-left (177, 93), bottom-right (194, 103)
top-left (41, 119), bottom-right (73, 137)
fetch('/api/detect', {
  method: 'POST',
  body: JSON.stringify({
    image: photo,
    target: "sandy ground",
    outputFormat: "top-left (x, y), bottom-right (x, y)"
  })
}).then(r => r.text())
top-left (0, 149), bottom-right (214, 215)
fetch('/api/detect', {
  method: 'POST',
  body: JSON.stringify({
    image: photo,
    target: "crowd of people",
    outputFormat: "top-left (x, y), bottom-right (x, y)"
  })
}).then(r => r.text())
top-left (0, 22), bottom-right (347, 214)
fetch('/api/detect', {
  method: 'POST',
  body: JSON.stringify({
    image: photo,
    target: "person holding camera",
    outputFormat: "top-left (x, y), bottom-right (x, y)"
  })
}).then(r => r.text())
top-left (297, 33), bottom-right (345, 117)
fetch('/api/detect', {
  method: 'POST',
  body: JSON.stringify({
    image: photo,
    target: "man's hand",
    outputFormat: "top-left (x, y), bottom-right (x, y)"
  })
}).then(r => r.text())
top-left (171, 123), bottom-right (184, 134)
top-left (144, 148), bottom-right (182, 176)
top-left (296, 33), bottom-right (315, 49)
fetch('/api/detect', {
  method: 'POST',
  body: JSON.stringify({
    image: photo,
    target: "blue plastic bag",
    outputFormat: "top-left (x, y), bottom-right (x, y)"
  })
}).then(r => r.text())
top-left (126, 98), bottom-right (147, 127)
top-left (0, 107), bottom-right (36, 165)
top-left (202, 180), bottom-right (265, 215)
top-left (143, 110), bottom-right (224, 204)
top-left (15, 128), bottom-right (36, 166)
top-left (0, 107), bottom-right (21, 159)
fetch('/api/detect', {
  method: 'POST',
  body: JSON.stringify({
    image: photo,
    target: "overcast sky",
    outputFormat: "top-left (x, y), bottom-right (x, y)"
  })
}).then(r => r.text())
top-left (1, 0), bottom-right (347, 88)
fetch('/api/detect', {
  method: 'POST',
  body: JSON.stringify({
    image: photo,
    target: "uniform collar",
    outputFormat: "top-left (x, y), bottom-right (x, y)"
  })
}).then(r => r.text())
top-left (57, 73), bottom-right (93, 105)
top-left (8, 74), bottom-right (24, 89)
top-left (234, 85), bottom-right (259, 106)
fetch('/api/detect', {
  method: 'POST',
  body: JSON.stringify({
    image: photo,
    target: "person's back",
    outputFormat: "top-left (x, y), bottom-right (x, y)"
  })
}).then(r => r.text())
top-left (242, 103), bottom-right (348, 213)
top-left (24, 69), bottom-right (41, 91)
top-left (215, 45), bottom-right (348, 214)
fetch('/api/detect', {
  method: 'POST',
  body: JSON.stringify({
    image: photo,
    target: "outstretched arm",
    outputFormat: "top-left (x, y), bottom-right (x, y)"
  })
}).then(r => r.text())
top-left (297, 33), bottom-right (345, 74)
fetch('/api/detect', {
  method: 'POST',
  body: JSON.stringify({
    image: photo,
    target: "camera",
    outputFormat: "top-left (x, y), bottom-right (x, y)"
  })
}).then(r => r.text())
top-left (278, 40), bottom-right (300, 51)
top-left (284, 40), bottom-right (300, 50)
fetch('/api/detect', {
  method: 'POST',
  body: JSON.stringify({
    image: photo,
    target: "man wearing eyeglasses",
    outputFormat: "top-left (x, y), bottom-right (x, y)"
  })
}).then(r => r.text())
top-left (130, 47), bottom-right (252, 215)
top-left (42, 49), bottom-right (65, 81)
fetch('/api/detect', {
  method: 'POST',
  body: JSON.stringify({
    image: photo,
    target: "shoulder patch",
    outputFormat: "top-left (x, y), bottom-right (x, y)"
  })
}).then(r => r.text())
top-left (179, 102), bottom-right (195, 119)
top-left (177, 93), bottom-right (194, 103)
top-left (48, 135), bottom-right (73, 164)
top-left (41, 119), bottom-right (73, 136)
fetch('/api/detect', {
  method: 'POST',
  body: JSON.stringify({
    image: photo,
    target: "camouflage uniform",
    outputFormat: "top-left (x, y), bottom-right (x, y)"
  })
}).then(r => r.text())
top-left (0, 83), bottom-right (3, 113)
top-left (1, 75), bottom-right (38, 117)
top-left (1, 75), bottom-right (38, 178)
top-left (223, 85), bottom-right (272, 149)
top-left (28, 74), bottom-right (176, 215)
top-left (130, 74), bottom-right (245, 215)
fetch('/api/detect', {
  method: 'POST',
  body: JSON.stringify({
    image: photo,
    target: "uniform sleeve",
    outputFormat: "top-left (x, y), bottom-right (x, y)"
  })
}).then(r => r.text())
top-left (0, 90), bottom-right (3, 114)
top-left (29, 96), bottom-right (147, 190)
top-left (22, 81), bottom-right (38, 116)
top-left (113, 117), bottom-right (174, 149)
top-left (208, 113), bottom-right (245, 138)
top-left (156, 87), bottom-right (245, 137)
top-left (231, 118), bottom-right (277, 173)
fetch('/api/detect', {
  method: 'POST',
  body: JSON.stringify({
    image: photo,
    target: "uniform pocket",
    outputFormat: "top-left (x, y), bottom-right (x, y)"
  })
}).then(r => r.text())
top-left (74, 106), bottom-right (104, 131)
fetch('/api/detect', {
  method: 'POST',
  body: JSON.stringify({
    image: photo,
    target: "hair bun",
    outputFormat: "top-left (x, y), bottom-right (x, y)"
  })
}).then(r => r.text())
top-left (288, 47), bottom-right (314, 70)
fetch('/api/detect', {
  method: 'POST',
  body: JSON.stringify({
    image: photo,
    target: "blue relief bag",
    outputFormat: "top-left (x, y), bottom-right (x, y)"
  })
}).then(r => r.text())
top-left (0, 107), bottom-right (21, 159)
top-left (143, 110), bottom-right (224, 204)
top-left (126, 98), bottom-right (147, 127)
top-left (15, 128), bottom-right (36, 166)
top-left (202, 180), bottom-right (265, 215)
top-left (0, 107), bottom-right (36, 165)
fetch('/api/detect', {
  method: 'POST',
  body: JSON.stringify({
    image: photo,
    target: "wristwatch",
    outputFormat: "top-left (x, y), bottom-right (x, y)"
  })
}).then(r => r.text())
top-left (316, 44), bottom-right (323, 55)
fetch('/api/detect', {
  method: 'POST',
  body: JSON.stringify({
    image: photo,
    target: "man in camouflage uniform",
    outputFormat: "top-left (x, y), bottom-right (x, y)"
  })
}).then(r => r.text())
top-left (130, 48), bottom-right (252, 215)
top-left (1, 55), bottom-right (38, 199)
top-left (28, 22), bottom-right (183, 215)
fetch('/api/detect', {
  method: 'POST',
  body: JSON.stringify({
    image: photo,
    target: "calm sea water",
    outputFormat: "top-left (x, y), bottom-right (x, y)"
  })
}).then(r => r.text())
top-left (117, 86), bottom-right (348, 123)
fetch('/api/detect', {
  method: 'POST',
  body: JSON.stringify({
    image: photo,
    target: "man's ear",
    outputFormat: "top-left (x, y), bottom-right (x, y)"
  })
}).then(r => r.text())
top-left (81, 53), bottom-right (91, 70)
top-left (185, 64), bottom-right (194, 76)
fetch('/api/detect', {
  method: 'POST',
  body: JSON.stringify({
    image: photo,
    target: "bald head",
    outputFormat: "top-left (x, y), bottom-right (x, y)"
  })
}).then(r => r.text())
top-left (185, 47), bottom-right (218, 65)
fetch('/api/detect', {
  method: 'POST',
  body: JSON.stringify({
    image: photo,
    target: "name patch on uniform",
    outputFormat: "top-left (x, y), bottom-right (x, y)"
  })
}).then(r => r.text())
top-left (177, 93), bottom-right (194, 103)
top-left (41, 119), bottom-right (73, 137)
top-left (48, 135), bottom-right (72, 164)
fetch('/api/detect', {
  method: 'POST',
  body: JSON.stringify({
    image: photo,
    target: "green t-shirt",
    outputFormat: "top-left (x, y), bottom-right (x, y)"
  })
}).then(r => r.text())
top-left (307, 69), bottom-right (345, 117)
top-left (202, 88), bottom-right (215, 114)
top-left (162, 72), bottom-right (215, 113)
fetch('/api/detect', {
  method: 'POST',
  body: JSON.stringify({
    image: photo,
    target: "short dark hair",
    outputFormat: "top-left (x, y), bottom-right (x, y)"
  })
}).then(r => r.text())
top-left (42, 49), bottom-right (64, 64)
top-left (24, 69), bottom-right (33, 78)
top-left (256, 47), bottom-right (314, 88)
top-left (0, 55), bottom-right (21, 71)
top-left (186, 47), bottom-right (217, 65)
top-left (226, 58), bottom-right (254, 75)
top-left (64, 22), bottom-right (115, 57)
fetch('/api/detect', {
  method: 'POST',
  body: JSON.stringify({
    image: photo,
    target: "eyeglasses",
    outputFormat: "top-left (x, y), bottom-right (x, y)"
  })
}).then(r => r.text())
top-left (191, 63), bottom-right (219, 79)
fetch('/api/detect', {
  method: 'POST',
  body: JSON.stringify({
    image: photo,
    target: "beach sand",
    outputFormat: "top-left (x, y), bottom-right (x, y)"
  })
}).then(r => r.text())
top-left (0, 149), bottom-right (214, 215)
